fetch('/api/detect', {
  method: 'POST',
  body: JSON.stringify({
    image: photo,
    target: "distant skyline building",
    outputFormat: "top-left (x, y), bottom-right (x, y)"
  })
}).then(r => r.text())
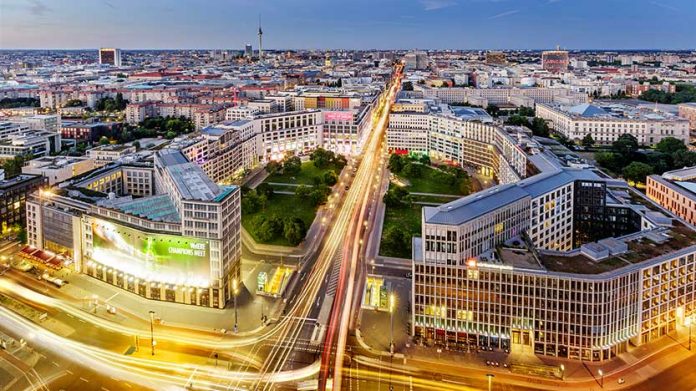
top-left (541, 48), bottom-right (569, 73)
top-left (485, 51), bottom-right (506, 65)
top-left (403, 51), bottom-right (428, 70)
top-left (245, 43), bottom-right (253, 58)
top-left (98, 48), bottom-right (122, 67)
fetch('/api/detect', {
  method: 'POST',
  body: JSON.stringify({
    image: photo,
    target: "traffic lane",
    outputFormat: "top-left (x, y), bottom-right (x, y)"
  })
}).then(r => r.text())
top-left (0, 323), bottom-right (147, 391)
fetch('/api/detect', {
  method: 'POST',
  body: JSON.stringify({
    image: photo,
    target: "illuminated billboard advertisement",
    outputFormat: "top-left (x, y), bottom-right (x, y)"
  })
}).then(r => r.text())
top-left (90, 218), bottom-right (210, 287)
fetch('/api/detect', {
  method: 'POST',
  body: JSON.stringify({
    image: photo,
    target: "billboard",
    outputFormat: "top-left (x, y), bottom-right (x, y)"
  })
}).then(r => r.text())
top-left (90, 218), bottom-right (210, 287)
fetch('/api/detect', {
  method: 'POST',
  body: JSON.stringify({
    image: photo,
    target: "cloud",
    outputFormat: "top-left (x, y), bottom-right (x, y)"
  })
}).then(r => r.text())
top-left (649, 1), bottom-right (679, 11)
top-left (420, 0), bottom-right (457, 11)
top-left (488, 9), bottom-right (519, 19)
top-left (28, 0), bottom-right (50, 16)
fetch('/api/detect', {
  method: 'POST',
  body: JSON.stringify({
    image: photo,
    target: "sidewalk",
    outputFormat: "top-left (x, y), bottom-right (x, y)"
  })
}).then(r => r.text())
top-left (353, 311), bottom-right (696, 390)
top-left (52, 261), bottom-right (282, 335)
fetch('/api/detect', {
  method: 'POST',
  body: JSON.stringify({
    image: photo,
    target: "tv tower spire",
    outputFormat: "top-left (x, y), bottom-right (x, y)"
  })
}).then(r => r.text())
top-left (258, 15), bottom-right (263, 62)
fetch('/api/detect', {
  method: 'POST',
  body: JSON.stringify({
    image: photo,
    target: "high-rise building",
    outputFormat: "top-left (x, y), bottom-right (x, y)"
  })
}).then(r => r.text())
top-left (98, 48), bottom-right (122, 67)
top-left (541, 48), bottom-right (569, 73)
top-left (403, 51), bottom-right (429, 70)
top-left (245, 44), bottom-right (253, 58)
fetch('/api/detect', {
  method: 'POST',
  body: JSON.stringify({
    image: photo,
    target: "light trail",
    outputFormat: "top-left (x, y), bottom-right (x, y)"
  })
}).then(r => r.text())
top-left (0, 66), bottom-right (404, 391)
top-left (321, 64), bottom-right (403, 390)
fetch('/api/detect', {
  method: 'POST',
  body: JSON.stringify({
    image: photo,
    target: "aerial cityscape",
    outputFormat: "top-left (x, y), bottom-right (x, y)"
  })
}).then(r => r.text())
top-left (1, 1), bottom-right (696, 390)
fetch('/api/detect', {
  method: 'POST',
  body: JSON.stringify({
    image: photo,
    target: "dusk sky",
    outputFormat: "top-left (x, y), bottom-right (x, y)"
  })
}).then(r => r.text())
top-left (1, 0), bottom-right (694, 50)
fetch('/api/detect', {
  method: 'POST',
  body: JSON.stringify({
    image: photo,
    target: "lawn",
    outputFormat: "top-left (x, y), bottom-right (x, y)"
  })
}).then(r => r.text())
top-left (397, 165), bottom-right (470, 195)
top-left (379, 204), bottom-right (423, 259)
top-left (265, 161), bottom-right (343, 185)
top-left (241, 193), bottom-right (319, 246)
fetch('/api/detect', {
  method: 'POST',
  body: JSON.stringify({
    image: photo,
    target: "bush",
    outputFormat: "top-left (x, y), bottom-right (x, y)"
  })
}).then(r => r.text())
top-left (283, 156), bottom-right (302, 175)
top-left (283, 218), bottom-right (307, 246)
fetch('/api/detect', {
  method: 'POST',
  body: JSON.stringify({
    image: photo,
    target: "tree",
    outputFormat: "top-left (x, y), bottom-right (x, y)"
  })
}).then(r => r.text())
top-left (517, 106), bottom-right (536, 116)
top-left (382, 226), bottom-right (411, 256)
top-left (99, 136), bottom-right (110, 145)
top-left (418, 154), bottom-right (431, 166)
top-left (388, 154), bottom-right (405, 173)
top-left (309, 185), bottom-right (331, 206)
top-left (63, 99), bottom-right (84, 108)
top-left (295, 185), bottom-right (312, 198)
top-left (132, 141), bottom-right (141, 150)
top-left (505, 114), bottom-right (530, 127)
top-left (612, 134), bottom-right (639, 159)
top-left (672, 150), bottom-right (696, 168)
top-left (622, 162), bottom-right (653, 184)
top-left (595, 152), bottom-right (622, 173)
top-left (283, 156), bottom-right (302, 176)
top-left (266, 160), bottom-right (282, 175)
top-left (1, 154), bottom-right (31, 178)
top-left (530, 117), bottom-right (550, 138)
top-left (165, 131), bottom-right (177, 139)
top-left (486, 104), bottom-right (500, 117)
top-left (254, 216), bottom-right (283, 242)
top-left (655, 137), bottom-right (687, 154)
top-left (256, 183), bottom-right (275, 199)
top-left (283, 218), bottom-right (307, 246)
top-left (383, 186), bottom-right (411, 208)
top-left (402, 162), bottom-right (422, 178)
top-left (402, 81), bottom-right (414, 91)
top-left (581, 134), bottom-right (595, 148)
top-left (310, 148), bottom-right (334, 168)
top-left (323, 170), bottom-right (338, 186)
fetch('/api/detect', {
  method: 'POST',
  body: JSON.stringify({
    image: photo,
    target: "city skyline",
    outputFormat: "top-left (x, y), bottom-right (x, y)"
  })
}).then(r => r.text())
top-left (1, 0), bottom-right (694, 50)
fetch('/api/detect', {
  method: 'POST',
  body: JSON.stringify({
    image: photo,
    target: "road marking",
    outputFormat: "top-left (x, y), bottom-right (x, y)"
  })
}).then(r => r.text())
top-left (51, 361), bottom-right (60, 367)
top-left (122, 382), bottom-right (132, 388)
top-left (101, 387), bottom-right (111, 391)
top-left (79, 377), bottom-right (89, 382)
top-left (105, 292), bottom-right (119, 303)
top-left (66, 370), bottom-right (73, 375)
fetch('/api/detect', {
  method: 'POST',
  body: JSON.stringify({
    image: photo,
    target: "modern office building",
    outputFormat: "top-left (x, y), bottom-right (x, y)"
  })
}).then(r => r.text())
top-left (0, 130), bottom-right (61, 160)
top-left (404, 51), bottom-right (429, 70)
top-left (536, 102), bottom-right (690, 145)
top-left (245, 44), bottom-right (253, 58)
top-left (0, 173), bottom-right (46, 233)
top-left (647, 166), bottom-right (696, 226)
top-left (541, 50), bottom-right (569, 73)
top-left (25, 149), bottom-right (241, 308)
top-left (387, 102), bottom-right (528, 184)
top-left (411, 147), bottom-right (696, 362)
top-left (98, 48), bottom-right (122, 67)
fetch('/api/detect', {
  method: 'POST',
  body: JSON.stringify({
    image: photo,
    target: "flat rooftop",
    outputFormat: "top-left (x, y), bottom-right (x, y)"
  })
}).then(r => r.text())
top-left (538, 223), bottom-right (696, 275)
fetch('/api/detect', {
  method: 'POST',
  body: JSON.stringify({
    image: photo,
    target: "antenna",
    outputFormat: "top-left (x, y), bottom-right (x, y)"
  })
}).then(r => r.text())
top-left (258, 14), bottom-right (263, 62)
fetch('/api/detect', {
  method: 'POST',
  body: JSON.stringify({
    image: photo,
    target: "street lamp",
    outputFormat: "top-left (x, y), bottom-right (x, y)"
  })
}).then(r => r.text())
top-left (389, 292), bottom-right (395, 354)
top-left (149, 310), bottom-right (156, 356)
top-left (598, 369), bottom-right (604, 388)
top-left (560, 364), bottom-right (565, 380)
top-left (486, 373), bottom-right (495, 391)
top-left (232, 278), bottom-right (239, 333)
top-left (686, 316), bottom-right (693, 351)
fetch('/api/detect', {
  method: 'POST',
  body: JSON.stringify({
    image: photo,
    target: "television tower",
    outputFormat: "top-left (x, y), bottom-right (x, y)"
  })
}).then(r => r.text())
top-left (258, 16), bottom-right (263, 62)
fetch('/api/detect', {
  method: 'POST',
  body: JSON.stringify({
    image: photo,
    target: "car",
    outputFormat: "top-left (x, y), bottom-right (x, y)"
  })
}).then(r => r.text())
top-left (10, 260), bottom-right (33, 272)
top-left (618, 378), bottom-right (625, 384)
top-left (41, 273), bottom-right (64, 288)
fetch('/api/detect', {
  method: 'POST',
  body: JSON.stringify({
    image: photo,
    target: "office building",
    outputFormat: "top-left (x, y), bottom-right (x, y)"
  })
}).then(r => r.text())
top-left (98, 48), bottom-right (122, 67)
top-left (26, 149), bottom-right (241, 308)
top-left (647, 166), bottom-right (696, 226)
top-left (245, 44), bottom-right (253, 58)
top-left (542, 50), bottom-right (569, 73)
top-left (412, 154), bottom-right (696, 362)
top-left (0, 173), bottom-right (46, 233)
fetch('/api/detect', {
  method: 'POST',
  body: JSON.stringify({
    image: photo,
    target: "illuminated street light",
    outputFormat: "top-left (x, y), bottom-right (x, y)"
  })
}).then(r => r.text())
top-left (389, 292), bottom-right (395, 354)
top-left (233, 278), bottom-right (239, 333)
top-left (560, 364), bottom-right (565, 380)
top-left (486, 373), bottom-right (495, 391)
top-left (149, 310), bottom-right (156, 356)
